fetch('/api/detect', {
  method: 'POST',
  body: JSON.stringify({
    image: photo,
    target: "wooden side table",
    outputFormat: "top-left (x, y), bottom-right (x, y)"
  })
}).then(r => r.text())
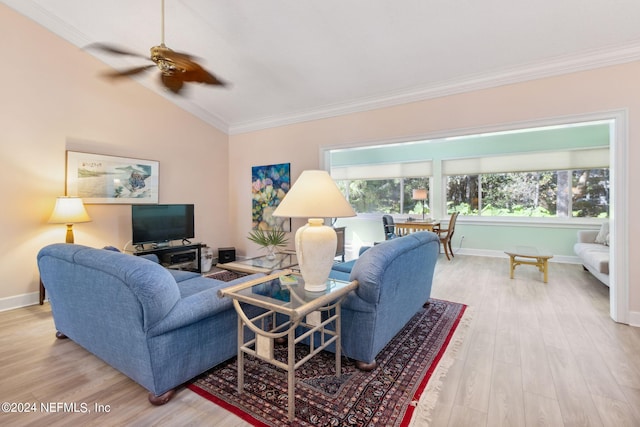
top-left (505, 246), bottom-right (553, 283)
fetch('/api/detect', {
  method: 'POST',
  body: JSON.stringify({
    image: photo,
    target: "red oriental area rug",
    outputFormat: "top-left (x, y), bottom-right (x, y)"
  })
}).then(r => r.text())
top-left (205, 269), bottom-right (247, 282)
top-left (188, 299), bottom-right (466, 426)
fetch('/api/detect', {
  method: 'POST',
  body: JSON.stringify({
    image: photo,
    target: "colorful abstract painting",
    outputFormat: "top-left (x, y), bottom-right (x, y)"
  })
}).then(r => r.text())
top-left (251, 163), bottom-right (291, 231)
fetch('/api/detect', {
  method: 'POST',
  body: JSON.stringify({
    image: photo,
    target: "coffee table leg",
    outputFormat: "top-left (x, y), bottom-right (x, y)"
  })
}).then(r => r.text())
top-left (336, 304), bottom-right (341, 378)
top-left (543, 258), bottom-right (549, 283)
top-left (287, 326), bottom-right (295, 421)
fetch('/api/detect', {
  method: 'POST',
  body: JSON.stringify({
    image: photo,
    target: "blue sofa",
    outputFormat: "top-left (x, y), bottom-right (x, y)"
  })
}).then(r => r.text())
top-left (37, 243), bottom-right (264, 405)
top-left (328, 231), bottom-right (440, 369)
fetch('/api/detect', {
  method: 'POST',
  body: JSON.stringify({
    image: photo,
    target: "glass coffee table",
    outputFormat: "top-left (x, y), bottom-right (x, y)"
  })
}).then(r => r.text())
top-left (218, 252), bottom-right (298, 274)
top-left (505, 246), bottom-right (553, 283)
top-left (218, 271), bottom-right (358, 421)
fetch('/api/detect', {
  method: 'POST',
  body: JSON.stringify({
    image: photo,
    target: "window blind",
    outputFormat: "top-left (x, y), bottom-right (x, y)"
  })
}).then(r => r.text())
top-left (442, 147), bottom-right (609, 175)
top-left (330, 160), bottom-right (432, 180)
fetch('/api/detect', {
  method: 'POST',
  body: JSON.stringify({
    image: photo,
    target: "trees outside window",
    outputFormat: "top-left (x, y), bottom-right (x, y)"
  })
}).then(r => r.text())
top-left (446, 168), bottom-right (609, 218)
top-left (336, 177), bottom-right (429, 215)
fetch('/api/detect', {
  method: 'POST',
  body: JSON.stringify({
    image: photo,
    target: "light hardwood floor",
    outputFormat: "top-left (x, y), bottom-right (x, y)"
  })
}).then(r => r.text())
top-left (1, 255), bottom-right (638, 426)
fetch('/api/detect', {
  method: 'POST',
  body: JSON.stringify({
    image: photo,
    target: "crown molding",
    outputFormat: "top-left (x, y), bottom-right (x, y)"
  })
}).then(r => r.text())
top-left (157, 94), bottom-right (231, 134)
top-left (228, 41), bottom-right (640, 135)
top-left (3, 0), bottom-right (90, 46)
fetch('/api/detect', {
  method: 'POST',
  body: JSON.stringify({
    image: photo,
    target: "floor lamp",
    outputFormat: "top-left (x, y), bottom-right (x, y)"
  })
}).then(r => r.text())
top-left (48, 196), bottom-right (92, 243)
top-left (272, 170), bottom-right (356, 292)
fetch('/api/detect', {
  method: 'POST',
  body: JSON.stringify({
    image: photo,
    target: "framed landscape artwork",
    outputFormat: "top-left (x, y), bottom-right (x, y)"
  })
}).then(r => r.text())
top-left (66, 151), bottom-right (159, 204)
top-left (251, 163), bottom-right (291, 231)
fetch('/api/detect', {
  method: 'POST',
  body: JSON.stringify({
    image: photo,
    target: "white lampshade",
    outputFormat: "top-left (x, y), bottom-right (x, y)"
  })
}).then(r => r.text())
top-left (412, 188), bottom-right (428, 200)
top-left (48, 196), bottom-right (91, 243)
top-left (272, 170), bottom-right (356, 219)
top-left (273, 170), bottom-right (355, 292)
top-left (412, 188), bottom-right (428, 221)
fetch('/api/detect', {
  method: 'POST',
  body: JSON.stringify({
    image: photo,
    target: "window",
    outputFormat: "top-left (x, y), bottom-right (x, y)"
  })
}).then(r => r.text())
top-left (328, 119), bottom-right (611, 221)
top-left (446, 168), bottom-right (609, 217)
top-left (336, 177), bottom-right (429, 215)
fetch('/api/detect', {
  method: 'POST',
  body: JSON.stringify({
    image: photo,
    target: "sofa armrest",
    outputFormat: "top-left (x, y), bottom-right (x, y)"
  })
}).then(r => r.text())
top-left (146, 287), bottom-right (232, 336)
top-left (358, 246), bottom-right (372, 256)
top-left (138, 253), bottom-right (160, 263)
top-left (577, 230), bottom-right (599, 244)
top-left (342, 291), bottom-right (376, 313)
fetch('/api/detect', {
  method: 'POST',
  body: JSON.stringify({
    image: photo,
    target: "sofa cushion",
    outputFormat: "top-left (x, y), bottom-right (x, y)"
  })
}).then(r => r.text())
top-left (574, 242), bottom-right (609, 274)
top-left (169, 269), bottom-right (201, 283)
top-left (332, 259), bottom-right (357, 273)
top-left (177, 272), bottom-right (265, 298)
top-left (330, 246), bottom-right (371, 276)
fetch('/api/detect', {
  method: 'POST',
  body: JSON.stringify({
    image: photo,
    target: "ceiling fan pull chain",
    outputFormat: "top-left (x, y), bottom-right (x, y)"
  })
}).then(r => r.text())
top-left (161, 0), bottom-right (165, 46)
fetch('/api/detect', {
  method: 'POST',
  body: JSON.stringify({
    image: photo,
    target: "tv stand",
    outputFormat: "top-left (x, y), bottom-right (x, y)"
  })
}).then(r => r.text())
top-left (134, 242), bottom-right (203, 273)
top-left (152, 241), bottom-right (172, 249)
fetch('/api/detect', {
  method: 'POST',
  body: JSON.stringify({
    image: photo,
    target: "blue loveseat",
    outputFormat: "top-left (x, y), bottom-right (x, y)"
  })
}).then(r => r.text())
top-left (328, 231), bottom-right (440, 369)
top-left (37, 243), bottom-right (264, 404)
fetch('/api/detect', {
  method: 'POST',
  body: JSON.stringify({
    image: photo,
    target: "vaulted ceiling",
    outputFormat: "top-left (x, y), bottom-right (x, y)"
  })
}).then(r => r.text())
top-left (5, 0), bottom-right (640, 134)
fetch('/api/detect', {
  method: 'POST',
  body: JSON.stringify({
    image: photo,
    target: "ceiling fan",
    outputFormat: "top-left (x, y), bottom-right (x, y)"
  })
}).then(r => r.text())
top-left (89, 0), bottom-right (227, 95)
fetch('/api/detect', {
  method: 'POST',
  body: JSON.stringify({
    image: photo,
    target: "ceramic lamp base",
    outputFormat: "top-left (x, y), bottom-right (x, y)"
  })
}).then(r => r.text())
top-left (295, 218), bottom-right (336, 292)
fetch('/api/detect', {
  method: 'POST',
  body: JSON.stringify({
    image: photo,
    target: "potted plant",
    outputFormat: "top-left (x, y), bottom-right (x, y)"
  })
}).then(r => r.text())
top-left (247, 228), bottom-right (289, 260)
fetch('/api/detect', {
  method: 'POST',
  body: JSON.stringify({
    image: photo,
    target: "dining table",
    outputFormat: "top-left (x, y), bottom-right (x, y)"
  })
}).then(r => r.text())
top-left (393, 220), bottom-right (440, 236)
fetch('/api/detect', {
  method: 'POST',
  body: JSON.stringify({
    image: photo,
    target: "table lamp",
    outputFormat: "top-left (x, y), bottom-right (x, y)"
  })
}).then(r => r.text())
top-left (412, 188), bottom-right (428, 221)
top-left (48, 196), bottom-right (91, 243)
top-left (272, 170), bottom-right (356, 292)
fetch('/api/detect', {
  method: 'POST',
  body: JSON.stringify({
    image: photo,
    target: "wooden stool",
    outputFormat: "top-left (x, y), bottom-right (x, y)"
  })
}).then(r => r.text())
top-left (505, 246), bottom-right (553, 283)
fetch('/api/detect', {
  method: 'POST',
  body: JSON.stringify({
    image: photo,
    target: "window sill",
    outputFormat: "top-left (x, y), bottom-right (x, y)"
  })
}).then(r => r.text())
top-left (442, 216), bottom-right (604, 229)
top-left (347, 213), bottom-right (605, 229)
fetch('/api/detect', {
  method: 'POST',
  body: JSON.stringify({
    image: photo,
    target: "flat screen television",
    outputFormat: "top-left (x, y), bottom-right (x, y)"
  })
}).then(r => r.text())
top-left (132, 204), bottom-right (195, 246)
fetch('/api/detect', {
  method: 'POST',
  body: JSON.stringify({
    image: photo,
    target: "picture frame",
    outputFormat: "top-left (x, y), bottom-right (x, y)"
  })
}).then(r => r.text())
top-left (66, 151), bottom-right (159, 204)
top-left (251, 162), bottom-right (291, 231)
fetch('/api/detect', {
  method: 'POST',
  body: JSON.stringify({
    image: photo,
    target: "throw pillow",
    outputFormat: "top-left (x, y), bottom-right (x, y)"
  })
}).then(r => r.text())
top-left (595, 222), bottom-right (609, 245)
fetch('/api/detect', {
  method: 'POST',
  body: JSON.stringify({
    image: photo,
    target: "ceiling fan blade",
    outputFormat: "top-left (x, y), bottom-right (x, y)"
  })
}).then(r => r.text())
top-left (160, 48), bottom-right (226, 86)
top-left (88, 43), bottom-right (148, 59)
top-left (178, 61), bottom-right (227, 86)
top-left (161, 48), bottom-right (197, 62)
top-left (101, 65), bottom-right (155, 78)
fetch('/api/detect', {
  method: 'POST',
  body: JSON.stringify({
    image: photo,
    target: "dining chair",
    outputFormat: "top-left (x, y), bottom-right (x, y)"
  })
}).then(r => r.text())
top-left (438, 212), bottom-right (459, 260)
top-left (382, 215), bottom-right (396, 240)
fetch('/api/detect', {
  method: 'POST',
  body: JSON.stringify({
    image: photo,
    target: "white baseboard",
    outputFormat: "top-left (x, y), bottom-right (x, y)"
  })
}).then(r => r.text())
top-left (0, 292), bottom-right (42, 313)
top-left (628, 311), bottom-right (640, 327)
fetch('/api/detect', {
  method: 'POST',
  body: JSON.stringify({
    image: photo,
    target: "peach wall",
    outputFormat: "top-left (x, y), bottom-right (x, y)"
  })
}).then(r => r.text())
top-left (229, 62), bottom-right (639, 316)
top-left (0, 5), bottom-right (230, 305)
top-left (3, 3), bottom-right (638, 318)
